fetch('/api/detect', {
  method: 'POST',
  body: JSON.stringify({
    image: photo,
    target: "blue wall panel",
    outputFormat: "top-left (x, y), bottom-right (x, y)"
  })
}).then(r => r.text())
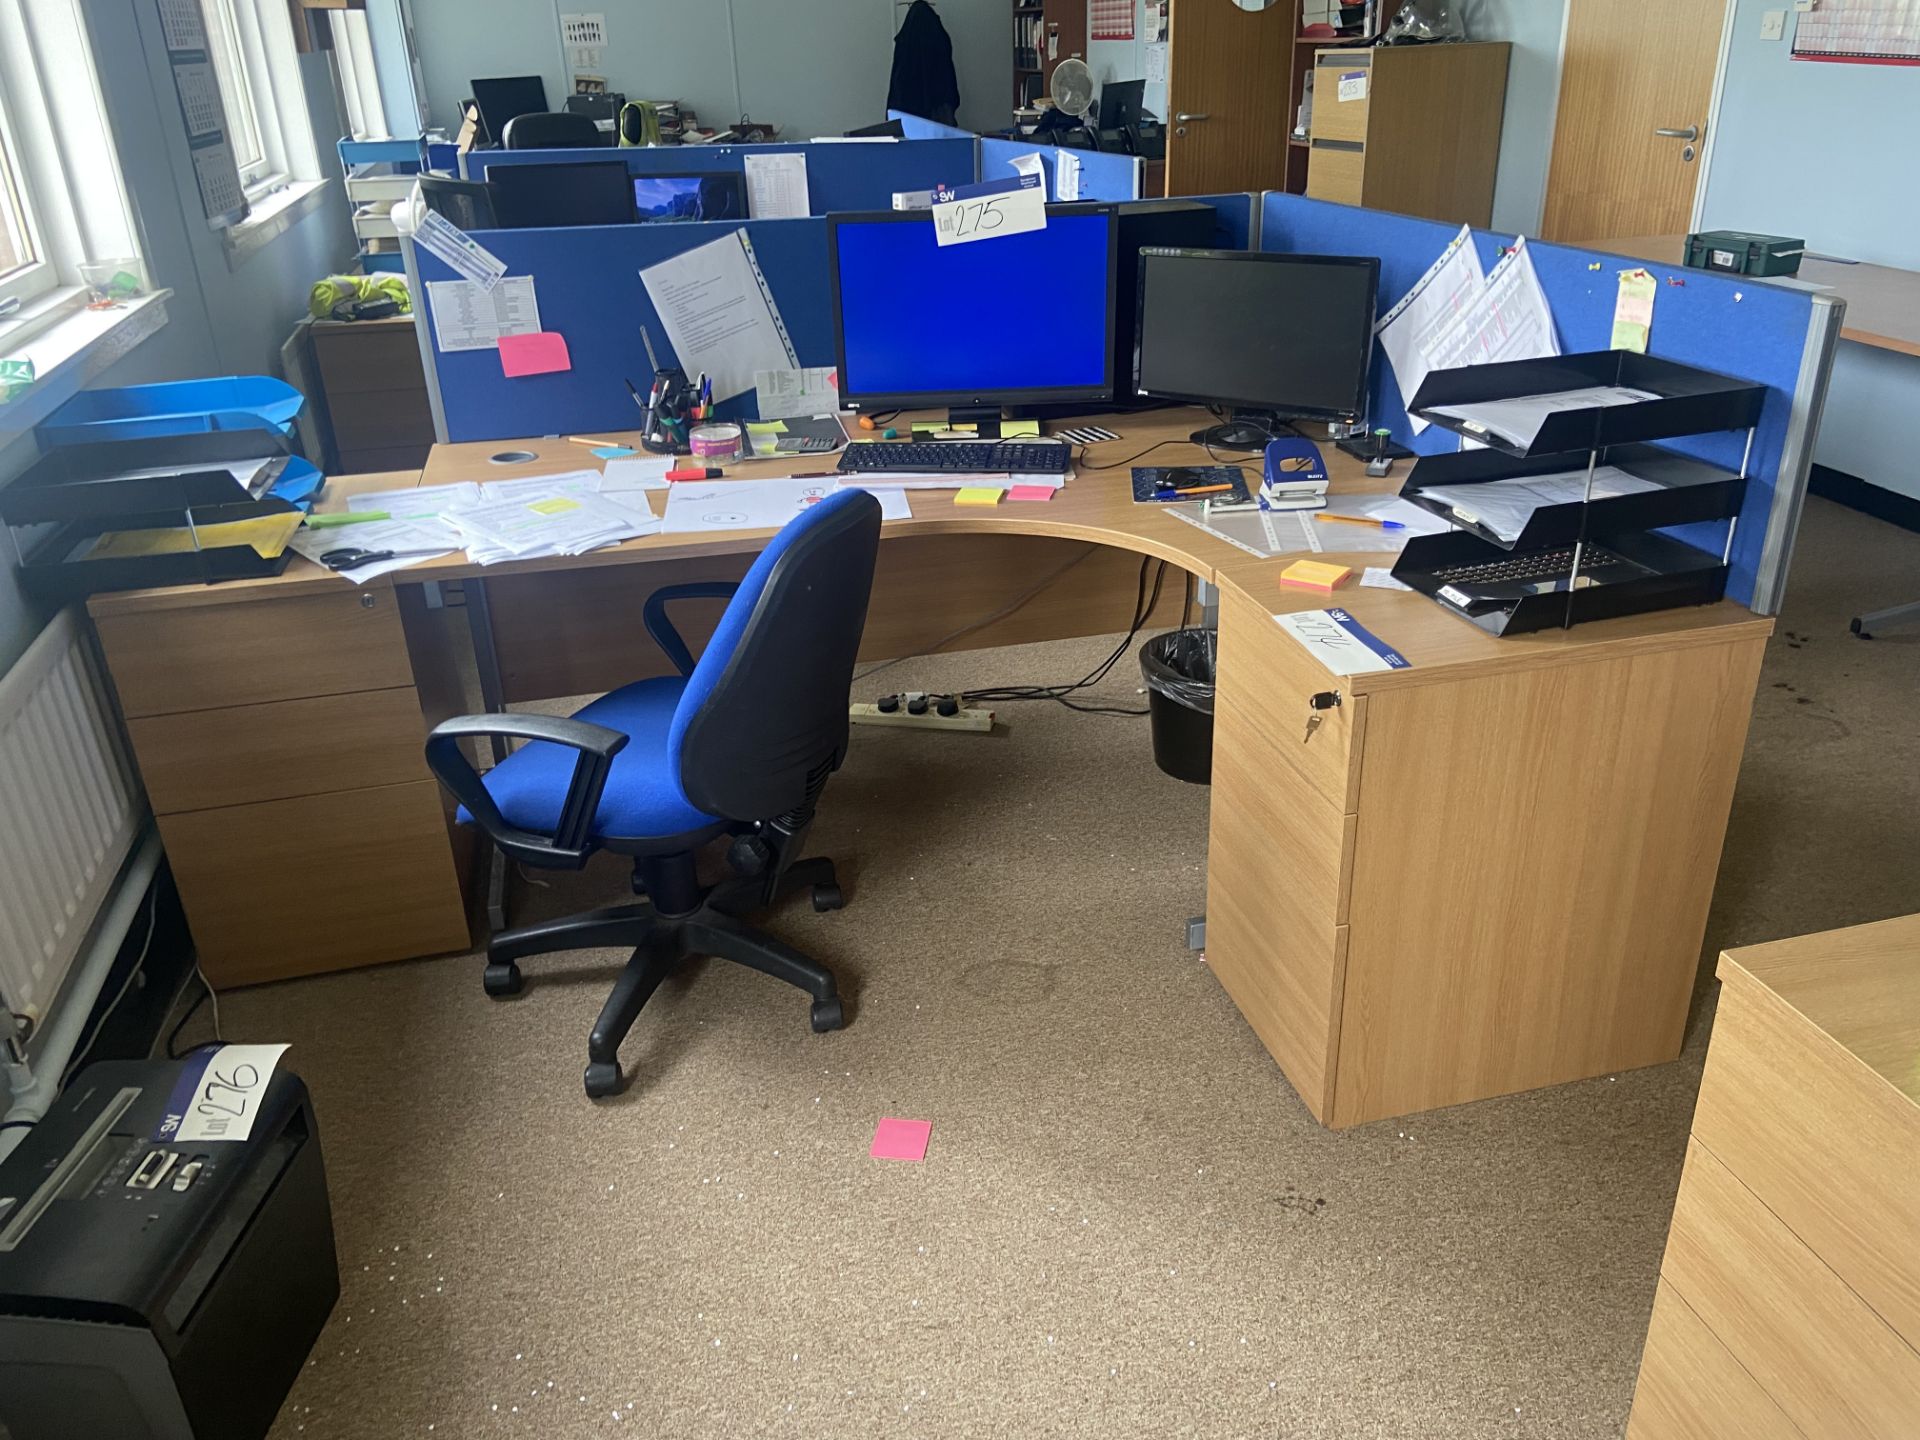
top-left (416, 219), bottom-right (836, 444)
top-left (1259, 194), bottom-right (1820, 608)
top-left (977, 139), bottom-right (1139, 202)
top-left (463, 139), bottom-right (977, 215)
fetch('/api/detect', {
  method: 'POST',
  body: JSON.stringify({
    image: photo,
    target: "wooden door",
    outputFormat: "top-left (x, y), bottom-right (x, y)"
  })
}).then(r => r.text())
top-left (1541, 0), bottom-right (1729, 241)
top-left (1163, 0), bottom-right (1296, 195)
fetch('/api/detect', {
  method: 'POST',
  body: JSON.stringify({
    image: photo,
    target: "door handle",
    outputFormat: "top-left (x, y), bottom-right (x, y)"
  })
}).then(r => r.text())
top-left (1174, 112), bottom-right (1210, 123)
top-left (1654, 126), bottom-right (1700, 141)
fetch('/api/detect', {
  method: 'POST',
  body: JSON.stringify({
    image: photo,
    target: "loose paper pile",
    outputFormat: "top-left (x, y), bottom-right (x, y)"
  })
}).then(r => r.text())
top-left (1378, 229), bottom-right (1561, 433)
top-left (663, 477), bottom-right (910, 535)
top-left (336, 471), bottom-right (662, 568)
top-left (1422, 385), bottom-right (1660, 452)
top-left (1415, 464), bottom-right (1661, 542)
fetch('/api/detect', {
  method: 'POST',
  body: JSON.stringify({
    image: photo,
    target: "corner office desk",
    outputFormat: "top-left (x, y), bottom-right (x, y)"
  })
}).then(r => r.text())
top-left (84, 409), bottom-right (1773, 1128)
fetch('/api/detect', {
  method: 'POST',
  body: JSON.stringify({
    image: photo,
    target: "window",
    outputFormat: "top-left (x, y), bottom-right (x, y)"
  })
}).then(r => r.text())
top-left (198, 0), bottom-right (320, 198)
top-left (0, 128), bottom-right (40, 295)
top-left (0, 0), bottom-right (142, 321)
top-left (329, 9), bottom-right (390, 143)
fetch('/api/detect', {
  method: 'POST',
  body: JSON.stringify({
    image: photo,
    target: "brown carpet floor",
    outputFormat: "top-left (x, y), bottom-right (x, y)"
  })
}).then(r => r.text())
top-left (211, 496), bottom-right (1916, 1440)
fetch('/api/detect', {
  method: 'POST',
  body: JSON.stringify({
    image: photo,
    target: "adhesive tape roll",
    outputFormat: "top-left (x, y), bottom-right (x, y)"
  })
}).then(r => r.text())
top-left (689, 423), bottom-right (743, 460)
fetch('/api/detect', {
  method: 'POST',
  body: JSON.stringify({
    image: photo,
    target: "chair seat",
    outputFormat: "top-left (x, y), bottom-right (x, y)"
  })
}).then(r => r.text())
top-left (465, 678), bottom-right (722, 846)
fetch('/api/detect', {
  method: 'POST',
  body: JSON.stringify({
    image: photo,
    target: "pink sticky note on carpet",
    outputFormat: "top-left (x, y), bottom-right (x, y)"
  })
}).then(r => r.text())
top-left (498, 331), bottom-right (571, 378)
top-left (1007, 484), bottom-right (1055, 503)
top-left (870, 1117), bottom-right (932, 1162)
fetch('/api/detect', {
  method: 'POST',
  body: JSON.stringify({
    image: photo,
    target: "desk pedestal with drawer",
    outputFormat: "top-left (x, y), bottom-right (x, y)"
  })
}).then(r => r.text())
top-left (89, 577), bottom-right (470, 987)
top-left (1205, 571), bottom-right (1766, 1128)
top-left (1627, 915), bottom-right (1920, 1438)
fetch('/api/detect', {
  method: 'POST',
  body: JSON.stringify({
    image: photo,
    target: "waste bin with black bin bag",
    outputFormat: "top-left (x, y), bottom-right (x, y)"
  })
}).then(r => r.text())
top-left (1139, 627), bottom-right (1216, 783)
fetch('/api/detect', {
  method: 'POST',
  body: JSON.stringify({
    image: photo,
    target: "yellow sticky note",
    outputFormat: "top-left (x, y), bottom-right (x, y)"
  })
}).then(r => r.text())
top-left (1000, 418), bottom-right (1041, 438)
top-left (955, 487), bottom-right (1004, 506)
top-left (529, 497), bottom-right (580, 515)
top-left (1612, 268), bottom-right (1657, 353)
top-left (1280, 559), bottom-right (1352, 592)
top-left (746, 421), bottom-right (787, 435)
top-left (87, 512), bottom-right (303, 561)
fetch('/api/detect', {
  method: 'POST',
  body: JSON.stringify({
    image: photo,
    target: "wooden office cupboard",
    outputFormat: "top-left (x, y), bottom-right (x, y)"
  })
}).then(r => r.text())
top-left (88, 583), bottom-right (471, 987)
top-left (1306, 43), bottom-right (1510, 226)
top-left (1627, 915), bottom-right (1920, 1439)
top-left (1203, 578), bottom-right (1765, 1128)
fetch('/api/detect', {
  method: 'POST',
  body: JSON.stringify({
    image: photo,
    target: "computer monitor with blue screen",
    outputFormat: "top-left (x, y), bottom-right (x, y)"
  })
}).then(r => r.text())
top-left (632, 173), bottom-right (750, 223)
top-left (828, 209), bottom-right (1117, 422)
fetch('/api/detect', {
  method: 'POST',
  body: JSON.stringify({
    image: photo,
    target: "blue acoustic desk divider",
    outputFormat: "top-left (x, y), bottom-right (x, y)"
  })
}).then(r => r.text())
top-left (1258, 193), bottom-right (1838, 611)
top-left (1190, 194), bottom-right (1256, 252)
top-left (463, 139), bottom-right (978, 215)
top-left (413, 218), bottom-right (835, 444)
top-left (977, 138), bottom-right (1140, 202)
top-left (886, 111), bottom-right (976, 141)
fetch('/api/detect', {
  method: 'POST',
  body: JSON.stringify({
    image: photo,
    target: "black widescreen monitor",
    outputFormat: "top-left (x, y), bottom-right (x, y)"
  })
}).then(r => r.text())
top-left (469, 75), bottom-right (550, 147)
top-left (1133, 249), bottom-right (1380, 435)
top-left (828, 208), bottom-right (1118, 413)
top-left (632, 173), bottom-right (750, 223)
top-left (490, 161), bottom-right (637, 228)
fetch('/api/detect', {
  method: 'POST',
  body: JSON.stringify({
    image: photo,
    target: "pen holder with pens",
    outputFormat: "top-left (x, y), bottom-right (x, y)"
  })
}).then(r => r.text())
top-left (639, 366), bottom-right (698, 456)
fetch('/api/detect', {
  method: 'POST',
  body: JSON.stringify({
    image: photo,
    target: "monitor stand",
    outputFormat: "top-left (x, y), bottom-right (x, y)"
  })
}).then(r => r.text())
top-left (1190, 410), bottom-right (1290, 453)
top-left (948, 404), bottom-right (1004, 437)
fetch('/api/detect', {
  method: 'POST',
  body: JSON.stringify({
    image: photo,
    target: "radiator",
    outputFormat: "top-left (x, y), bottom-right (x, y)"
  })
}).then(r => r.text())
top-left (0, 607), bottom-right (145, 1026)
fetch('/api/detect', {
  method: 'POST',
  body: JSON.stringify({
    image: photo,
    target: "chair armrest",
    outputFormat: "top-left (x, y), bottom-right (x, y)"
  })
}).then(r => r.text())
top-left (424, 714), bottom-right (629, 868)
top-left (644, 581), bottom-right (741, 676)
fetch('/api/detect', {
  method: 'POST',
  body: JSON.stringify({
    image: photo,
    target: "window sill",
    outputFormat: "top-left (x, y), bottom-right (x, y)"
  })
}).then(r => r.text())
top-left (0, 289), bottom-right (171, 440)
top-left (222, 178), bottom-right (334, 269)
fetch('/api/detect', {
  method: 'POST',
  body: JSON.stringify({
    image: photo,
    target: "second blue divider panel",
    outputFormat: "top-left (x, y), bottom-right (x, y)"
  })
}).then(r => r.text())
top-left (418, 219), bottom-right (836, 444)
top-left (463, 139), bottom-right (978, 215)
top-left (1258, 193), bottom-right (1819, 609)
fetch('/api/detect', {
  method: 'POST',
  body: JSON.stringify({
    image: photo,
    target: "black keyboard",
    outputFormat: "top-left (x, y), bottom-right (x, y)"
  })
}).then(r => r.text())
top-left (836, 441), bottom-right (1072, 476)
top-left (1432, 546), bottom-right (1627, 587)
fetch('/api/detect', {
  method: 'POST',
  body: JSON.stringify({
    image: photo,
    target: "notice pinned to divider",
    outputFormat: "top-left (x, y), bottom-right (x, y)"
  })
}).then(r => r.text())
top-left (1612, 268), bottom-right (1658, 353)
top-left (1055, 149), bottom-right (1082, 202)
top-left (414, 207), bottom-right (507, 290)
top-left (427, 276), bottom-right (541, 353)
top-left (932, 174), bottom-right (1046, 248)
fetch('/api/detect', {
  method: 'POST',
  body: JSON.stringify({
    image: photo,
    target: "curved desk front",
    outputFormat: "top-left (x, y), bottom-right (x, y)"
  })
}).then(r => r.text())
top-left (86, 408), bottom-right (1771, 1127)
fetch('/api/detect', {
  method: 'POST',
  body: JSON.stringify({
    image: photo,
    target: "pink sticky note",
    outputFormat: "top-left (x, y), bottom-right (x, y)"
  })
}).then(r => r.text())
top-left (870, 1117), bottom-right (932, 1162)
top-left (1007, 484), bottom-right (1056, 503)
top-left (498, 331), bottom-right (571, 378)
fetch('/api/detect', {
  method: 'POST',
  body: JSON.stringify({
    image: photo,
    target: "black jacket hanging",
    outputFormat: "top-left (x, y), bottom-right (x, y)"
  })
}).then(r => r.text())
top-left (888, 0), bottom-right (961, 127)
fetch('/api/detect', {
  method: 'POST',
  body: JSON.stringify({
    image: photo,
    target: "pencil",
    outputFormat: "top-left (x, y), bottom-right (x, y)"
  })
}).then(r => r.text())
top-left (1155, 482), bottom-right (1235, 498)
top-left (1313, 513), bottom-right (1406, 530)
top-left (565, 435), bottom-right (631, 448)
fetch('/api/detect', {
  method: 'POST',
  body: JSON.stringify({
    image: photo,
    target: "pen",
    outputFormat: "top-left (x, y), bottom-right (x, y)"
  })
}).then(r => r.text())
top-left (1155, 483), bottom-right (1235, 499)
top-left (1314, 513), bottom-right (1406, 530)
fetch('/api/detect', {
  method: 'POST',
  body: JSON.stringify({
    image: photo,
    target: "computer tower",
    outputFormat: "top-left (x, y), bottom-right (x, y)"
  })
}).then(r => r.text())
top-left (0, 1058), bottom-right (339, 1440)
top-left (1109, 200), bottom-right (1220, 407)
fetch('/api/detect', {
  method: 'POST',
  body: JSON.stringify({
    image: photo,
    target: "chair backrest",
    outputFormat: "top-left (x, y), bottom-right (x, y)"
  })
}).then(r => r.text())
top-left (502, 112), bottom-right (605, 150)
top-left (673, 490), bottom-right (882, 823)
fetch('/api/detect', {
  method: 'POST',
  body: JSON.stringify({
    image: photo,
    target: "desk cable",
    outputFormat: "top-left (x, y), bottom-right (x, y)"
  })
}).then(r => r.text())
top-left (958, 555), bottom-right (1168, 716)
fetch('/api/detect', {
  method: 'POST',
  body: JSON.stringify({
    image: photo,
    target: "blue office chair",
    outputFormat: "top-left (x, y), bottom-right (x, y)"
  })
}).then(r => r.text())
top-left (424, 490), bottom-right (883, 1099)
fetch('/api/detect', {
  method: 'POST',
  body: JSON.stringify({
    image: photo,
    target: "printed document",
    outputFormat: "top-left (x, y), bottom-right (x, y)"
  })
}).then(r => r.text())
top-left (640, 232), bottom-right (797, 403)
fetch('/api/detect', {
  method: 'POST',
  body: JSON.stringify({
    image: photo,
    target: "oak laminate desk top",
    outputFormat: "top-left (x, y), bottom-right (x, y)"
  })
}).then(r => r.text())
top-left (1594, 234), bottom-right (1919, 358)
top-left (88, 407), bottom-right (1771, 680)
